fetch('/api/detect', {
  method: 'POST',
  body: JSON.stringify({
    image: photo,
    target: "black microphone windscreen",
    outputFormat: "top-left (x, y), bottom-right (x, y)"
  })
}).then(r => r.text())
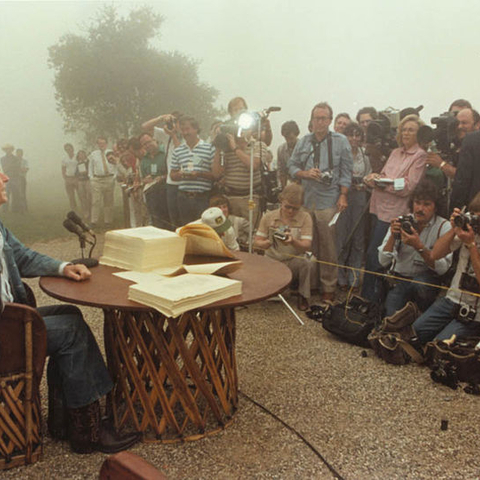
top-left (67, 211), bottom-right (92, 233)
top-left (267, 106), bottom-right (281, 113)
top-left (63, 219), bottom-right (85, 238)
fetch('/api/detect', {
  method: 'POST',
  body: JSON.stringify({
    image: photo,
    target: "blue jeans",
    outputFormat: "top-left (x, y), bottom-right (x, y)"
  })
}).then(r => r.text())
top-left (384, 271), bottom-right (440, 317)
top-left (177, 191), bottom-right (209, 225)
top-left (361, 215), bottom-right (390, 302)
top-left (413, 297), bottom-right (480, 344)
top-left (38, 305), bottom-right (113, 409)
top-left (337, 189), bottom-right (368, 287)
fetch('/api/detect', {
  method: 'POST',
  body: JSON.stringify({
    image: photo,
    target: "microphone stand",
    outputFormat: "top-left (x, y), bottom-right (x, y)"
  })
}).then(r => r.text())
top-left (71, 233), bottom-right (98, 268)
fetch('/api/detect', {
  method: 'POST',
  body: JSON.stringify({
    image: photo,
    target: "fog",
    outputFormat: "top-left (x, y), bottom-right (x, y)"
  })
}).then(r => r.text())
top-left (1, 0), bottom-right (480, 195)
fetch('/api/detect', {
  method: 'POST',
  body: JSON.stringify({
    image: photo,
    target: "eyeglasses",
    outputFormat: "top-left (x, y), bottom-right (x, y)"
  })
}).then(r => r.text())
top-left (283, 204), bottom-right (300, 211)
top-left (401, 128), bottom-right (418, 133)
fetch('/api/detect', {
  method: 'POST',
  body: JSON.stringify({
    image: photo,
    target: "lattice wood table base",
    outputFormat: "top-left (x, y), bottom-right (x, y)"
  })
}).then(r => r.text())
top-left (103, 307), bottom-right (238, 443)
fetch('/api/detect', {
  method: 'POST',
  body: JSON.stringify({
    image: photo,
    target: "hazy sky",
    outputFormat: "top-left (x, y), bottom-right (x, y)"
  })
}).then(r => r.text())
top-left (1, 0), bottom-right (480, 183)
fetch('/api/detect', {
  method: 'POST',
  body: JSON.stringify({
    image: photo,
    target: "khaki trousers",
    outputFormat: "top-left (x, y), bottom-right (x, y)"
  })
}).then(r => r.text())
top-left (312, 207), bottom-right (338, 294)
top-left (284, 257), bottom-right (313, 299)
top-left (227, 194), bottom-right (260, 230)
top-left (91, 176), bottom-right (115, 224)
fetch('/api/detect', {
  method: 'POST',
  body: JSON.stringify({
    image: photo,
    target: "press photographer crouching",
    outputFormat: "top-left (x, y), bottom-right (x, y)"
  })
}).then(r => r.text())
top-left (379, 180), bottom-right (452, 317)
top-left (254, 184), bottom-right (313, 311)
top-left (412, 192), bottom-right (480, 343)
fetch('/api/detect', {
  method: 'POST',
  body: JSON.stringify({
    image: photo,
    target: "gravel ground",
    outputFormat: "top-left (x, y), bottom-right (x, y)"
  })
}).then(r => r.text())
top-left (2, 235), bottom-right (480, 479)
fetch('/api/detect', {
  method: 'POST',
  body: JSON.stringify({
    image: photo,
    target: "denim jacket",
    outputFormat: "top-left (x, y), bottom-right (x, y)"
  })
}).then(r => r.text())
top-left (0, 221), bottom-right (62, 304)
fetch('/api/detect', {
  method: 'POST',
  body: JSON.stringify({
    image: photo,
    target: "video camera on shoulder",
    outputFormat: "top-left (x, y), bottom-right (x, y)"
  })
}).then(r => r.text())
top-left (454, 212), bottom-right (480, 234)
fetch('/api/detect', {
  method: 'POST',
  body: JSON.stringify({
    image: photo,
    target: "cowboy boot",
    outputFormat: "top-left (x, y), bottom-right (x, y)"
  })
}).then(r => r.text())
top-left (69, 400), bottom-right (140, 454)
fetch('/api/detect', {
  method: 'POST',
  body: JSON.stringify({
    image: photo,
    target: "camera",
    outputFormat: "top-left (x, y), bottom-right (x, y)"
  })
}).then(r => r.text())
top-left (273, 226), bottom-right (289, 241)
top-left (460, 272), bottom-right (480, 294)
top-left (431, 112), bottom-right (459, 157)
top-left (166, 119), bottom-right (174, 130)
top-left (365, 111), bottom-right (398, 157)
top-left (398, 214), bottom-right (418, 235)
top-left (453, 301), bottom-right (477, 323)
top-left (318, 170), bottom-right (333, 186)
top-left (212, 120), bottom-right (238, 151)
top-left (430, 360), bottom-right (459, 390)
top-left (453, 212), bottom-right (480, 234)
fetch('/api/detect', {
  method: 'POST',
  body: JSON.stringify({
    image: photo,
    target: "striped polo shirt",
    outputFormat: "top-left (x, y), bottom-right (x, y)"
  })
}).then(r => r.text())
top-left (224, 140), bottom-right (267, 194)
top-left (170, 139), bottom-right (215, 193)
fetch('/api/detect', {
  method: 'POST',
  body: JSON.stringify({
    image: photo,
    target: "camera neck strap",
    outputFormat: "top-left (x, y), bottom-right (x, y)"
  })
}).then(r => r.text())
top-left (312, 132), bottom-right (333, 171)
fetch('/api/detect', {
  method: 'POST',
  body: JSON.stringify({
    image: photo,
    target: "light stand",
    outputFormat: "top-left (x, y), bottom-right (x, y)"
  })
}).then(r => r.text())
top-left (238, 107), bottom-right (303, 325)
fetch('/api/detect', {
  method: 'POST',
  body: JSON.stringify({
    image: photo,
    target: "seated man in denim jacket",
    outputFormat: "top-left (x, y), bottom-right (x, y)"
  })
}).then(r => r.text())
top-left (0, 172), bottom-right (138, 454)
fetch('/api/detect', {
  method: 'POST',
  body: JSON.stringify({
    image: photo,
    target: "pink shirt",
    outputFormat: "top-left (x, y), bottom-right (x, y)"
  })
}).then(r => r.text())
top-left (369, 144), bottom-right (426, 222)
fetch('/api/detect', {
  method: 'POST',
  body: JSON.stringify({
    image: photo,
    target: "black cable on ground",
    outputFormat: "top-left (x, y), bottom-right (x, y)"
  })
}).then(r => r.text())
top-left (239, 390), bottom-right (345, 480)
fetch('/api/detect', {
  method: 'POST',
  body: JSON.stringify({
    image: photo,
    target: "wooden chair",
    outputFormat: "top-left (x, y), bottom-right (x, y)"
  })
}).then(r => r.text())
top-left (0, 284), bottom-right (47, 470)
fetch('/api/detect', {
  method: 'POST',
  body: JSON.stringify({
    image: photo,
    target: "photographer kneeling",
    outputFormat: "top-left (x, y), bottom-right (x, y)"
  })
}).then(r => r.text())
top-left (412, 192), bottom-right (480, 343)
top-left (254, 184), bottom-right (313, 311)
top-left (379, 180), bottom-right (452, 317)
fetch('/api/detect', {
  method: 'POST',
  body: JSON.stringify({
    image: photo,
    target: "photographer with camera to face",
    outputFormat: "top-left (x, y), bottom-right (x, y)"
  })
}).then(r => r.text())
top-left (412, 192), bottom-right (480, 343)
top-left (288, 102), bottom-right (353, 303)
top-left (378, 180), bottom-right (452, 317)
top-left (254, 183), bottom-right (313, 311)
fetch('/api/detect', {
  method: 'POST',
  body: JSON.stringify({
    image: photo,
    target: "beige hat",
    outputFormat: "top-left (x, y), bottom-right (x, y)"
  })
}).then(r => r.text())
top-left (2, 143), bottom-right (14, 152)
top-left (201, 207), bottom-right (232, 235)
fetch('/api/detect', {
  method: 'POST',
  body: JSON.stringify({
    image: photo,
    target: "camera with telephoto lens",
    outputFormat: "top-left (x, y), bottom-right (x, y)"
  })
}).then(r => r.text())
top-left (454, 212), bottom-right (480, 234)
top-left (453, 301), bottom-right (477, 323)
top-left (398, 214), bottom-right (418, 235)
top-left (273, 226), bottom-right (289, 241)
top-left (431, 112), bottom-right (459, 157)
top-left (318, 170), bottom-right (333, 186)
top-left (460, 272), bottom-right (480, 294)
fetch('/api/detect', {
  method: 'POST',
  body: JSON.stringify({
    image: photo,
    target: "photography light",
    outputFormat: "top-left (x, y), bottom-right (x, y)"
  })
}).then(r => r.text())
top-left (237, 111), bottom-right (260, 132)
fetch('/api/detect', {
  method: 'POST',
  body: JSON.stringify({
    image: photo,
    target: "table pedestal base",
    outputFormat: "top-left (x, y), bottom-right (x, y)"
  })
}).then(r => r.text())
top-left (103, 307), bottom-right (238, 443)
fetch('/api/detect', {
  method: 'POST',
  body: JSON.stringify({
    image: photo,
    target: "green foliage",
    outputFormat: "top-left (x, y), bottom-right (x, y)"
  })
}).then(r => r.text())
top-left (48, 5), bottom-right (221, 143)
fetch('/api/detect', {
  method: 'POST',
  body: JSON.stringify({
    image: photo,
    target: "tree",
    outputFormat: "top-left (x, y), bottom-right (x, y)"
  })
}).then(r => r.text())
top-left (48, 5), bottom-right (221, 143)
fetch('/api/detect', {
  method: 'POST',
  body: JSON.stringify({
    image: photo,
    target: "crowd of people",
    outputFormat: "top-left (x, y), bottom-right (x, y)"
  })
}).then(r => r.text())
top-left (58, 97), bottom-right (480, 342)
top-left (0, 143), bottom-right (28, 213)
top-left (3, 95), bottom-right (480, 456)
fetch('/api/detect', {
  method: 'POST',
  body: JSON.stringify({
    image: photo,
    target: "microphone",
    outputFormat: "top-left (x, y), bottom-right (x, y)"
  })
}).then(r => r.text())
top-left (266, 106), bottom-right (281, 113)
top-left (67, 211), bottom-right (95, 235)
top-left (63, 219), bottom-right (86, 240)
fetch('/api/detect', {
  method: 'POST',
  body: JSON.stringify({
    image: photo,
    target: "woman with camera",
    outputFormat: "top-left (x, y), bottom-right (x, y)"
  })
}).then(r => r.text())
top-left (254, 184), bottom-right (313, 311)
top-left (361, 114), bottom-right (427, 302)
top-left (412, 192), bottom-right (480, 343)
top-left (336, 122), bottom-right (371, 292)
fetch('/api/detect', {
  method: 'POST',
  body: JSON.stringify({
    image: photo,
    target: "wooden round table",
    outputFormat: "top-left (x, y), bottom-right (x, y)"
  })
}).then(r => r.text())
top-left (40, 252), bottom-right (291, 443)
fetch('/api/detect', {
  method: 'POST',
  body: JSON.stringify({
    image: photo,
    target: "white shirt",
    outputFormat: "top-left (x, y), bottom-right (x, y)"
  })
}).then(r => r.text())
top-left (154, 127), bottom-right (184, 185)
top-left (62, 155), bottom-right (78, 177)
top-left (88, 149), bottom-right (116, 177)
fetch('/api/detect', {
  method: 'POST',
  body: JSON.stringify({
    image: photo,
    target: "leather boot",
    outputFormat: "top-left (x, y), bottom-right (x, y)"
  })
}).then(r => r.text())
top-left (47, 379), bottom-right (69, 440)
top-left (68, 400), bottom-right (140, 454)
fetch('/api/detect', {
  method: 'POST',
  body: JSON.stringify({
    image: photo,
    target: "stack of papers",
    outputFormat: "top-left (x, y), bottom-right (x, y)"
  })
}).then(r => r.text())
top-left (128, 273), bottom-right (242, 317)
top-left (100, 226), bottom-right (186, 271)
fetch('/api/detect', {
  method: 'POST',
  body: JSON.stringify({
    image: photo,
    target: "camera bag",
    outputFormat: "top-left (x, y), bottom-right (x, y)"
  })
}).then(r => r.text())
top-left (425, 336), bottom-right (480, 393)
top-left (368, 301), bottom-right (424, 365)
top-left (320, 295), bottom-right (381, 348)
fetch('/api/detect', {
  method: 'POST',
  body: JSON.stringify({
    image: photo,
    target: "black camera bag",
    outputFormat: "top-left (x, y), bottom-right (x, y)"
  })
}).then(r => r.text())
top-left (321, 296), bottom-right (381, 348)
top-left (425, 336), bottom-right (480, 393)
